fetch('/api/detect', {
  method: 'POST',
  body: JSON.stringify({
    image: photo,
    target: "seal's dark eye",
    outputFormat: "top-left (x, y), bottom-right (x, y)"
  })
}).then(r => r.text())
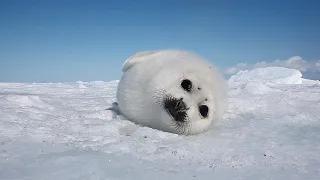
top-left (181, 79), bottom-right (192, 92)
top-left (199, 105), bottom-right (209, 118)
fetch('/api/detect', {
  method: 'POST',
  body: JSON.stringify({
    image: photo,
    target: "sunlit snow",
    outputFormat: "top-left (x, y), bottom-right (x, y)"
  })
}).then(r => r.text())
top-left (1, 67), bottom-right (319, 180)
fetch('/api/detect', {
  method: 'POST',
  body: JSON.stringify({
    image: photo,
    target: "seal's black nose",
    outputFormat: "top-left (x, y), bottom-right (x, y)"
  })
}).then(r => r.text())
top-left (164, 97), bottom-right (187, 122)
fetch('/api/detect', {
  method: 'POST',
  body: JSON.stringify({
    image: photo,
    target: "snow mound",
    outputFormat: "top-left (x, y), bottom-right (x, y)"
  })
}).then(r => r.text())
top-left (302, 78), bottom-right (320, 85)
top-left (229, 67), bottom-right (303, 85)
top-left (228, 67), bottom-right (304, 94)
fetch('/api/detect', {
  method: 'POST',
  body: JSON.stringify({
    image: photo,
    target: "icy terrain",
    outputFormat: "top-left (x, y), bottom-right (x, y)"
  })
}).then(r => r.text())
top-left (0, 67), bottom-right (319, 180)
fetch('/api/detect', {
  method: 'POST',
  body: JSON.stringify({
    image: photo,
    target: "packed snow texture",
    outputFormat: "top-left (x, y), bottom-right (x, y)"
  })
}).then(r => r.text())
top-left (1, 67), bottom-right (320, 180)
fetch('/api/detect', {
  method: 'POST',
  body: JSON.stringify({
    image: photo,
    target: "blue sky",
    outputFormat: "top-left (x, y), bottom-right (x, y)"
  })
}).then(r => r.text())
top-left (1, 0), bottom-right (319, 82)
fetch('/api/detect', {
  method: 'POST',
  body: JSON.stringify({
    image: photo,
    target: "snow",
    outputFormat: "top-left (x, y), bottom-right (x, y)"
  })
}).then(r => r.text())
top-left (224, 56), bottom-right (320, 80)
top-left (228, 67), bottom-right (308, 95)
top-left (229, 67), bottom-right (303, 85)
top-left (302, 78), bottom-right (320, 85)
top-left (1, 67), bottom-right (320, 180)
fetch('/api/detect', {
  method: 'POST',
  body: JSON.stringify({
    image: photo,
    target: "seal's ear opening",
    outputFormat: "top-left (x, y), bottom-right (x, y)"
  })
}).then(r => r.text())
top-left (122, 50), bottom-right (158, 72)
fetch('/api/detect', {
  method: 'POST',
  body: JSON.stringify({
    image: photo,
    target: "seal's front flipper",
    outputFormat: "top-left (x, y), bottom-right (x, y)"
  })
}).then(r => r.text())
top-left (106, 102), bottom-right (121, 115)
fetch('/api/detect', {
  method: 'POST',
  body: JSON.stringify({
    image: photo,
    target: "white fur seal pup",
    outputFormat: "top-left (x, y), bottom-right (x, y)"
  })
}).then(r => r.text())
top-left (115, 49), bottom-right (227, 135)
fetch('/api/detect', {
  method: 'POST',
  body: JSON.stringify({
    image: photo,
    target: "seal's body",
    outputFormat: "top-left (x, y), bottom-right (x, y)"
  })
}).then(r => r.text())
top-left (116, 49), bottom-right (227, 135)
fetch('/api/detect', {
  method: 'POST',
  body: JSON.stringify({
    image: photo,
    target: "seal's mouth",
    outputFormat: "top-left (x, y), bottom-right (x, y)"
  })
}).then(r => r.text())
top-left (164, 97), bottom-right (189, 122)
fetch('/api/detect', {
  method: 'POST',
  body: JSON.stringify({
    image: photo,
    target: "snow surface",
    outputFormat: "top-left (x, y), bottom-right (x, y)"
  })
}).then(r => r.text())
top-left (1, 67), bottom-right (320, 180)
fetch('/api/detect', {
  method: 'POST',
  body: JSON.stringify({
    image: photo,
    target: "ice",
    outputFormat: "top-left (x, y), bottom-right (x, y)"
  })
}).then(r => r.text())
top-left (302, 78), bottom-right (320, 85)
top-left (228, 67), bottom-right (307, 95)
top-left (224, 56), bottom-right (320, 80)
top-left (229, 67), bottom-right (303, 85)
top-left (0, 67), bottom-right (320, 179)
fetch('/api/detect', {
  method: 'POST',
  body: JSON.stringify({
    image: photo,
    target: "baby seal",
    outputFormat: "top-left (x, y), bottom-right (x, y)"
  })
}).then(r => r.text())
top-left (115, 49), bottom-right (227, 135)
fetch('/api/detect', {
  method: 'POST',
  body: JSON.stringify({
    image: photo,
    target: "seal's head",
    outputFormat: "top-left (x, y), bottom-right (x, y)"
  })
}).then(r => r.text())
top-left (116, 49), bottom-right (227, 135)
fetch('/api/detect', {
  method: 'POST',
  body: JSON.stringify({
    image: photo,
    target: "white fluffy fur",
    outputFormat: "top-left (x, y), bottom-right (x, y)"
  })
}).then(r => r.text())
top-left (116, 49), bottom-right (227, 135)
